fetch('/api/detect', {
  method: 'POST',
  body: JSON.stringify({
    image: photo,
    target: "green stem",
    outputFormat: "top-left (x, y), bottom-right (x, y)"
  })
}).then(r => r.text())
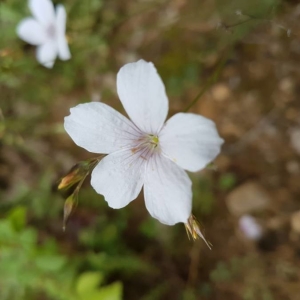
top-left (183, 48), bottom-right (232, 112)
top-left (73, 156), bottom-right (102, 195)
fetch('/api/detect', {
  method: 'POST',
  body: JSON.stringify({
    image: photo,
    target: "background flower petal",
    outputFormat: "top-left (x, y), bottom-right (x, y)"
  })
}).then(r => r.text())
top-left (16, 18), bottom-right (46, 45)
top-left (117, 60), bottom-right (168, 134)
top-left (144, 154), bottom-right (192, 225)
top-left (239, 215), bottom-right (262, 240)
top-left (160, 113), bottom-right (224, 172)
top-left (56, 4), bottom-right (71, 61)
top-left (29, 0), bottom-right (56, 26)
top-left (91, 150), bottom-right (145, 208)
top-left (64, 102), bottom-right (142, 154)
top-left (36, 41), bottom-right (56, 68)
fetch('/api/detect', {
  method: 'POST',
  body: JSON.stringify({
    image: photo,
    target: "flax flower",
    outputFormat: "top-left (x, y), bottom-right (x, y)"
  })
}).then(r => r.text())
top-left (17, 0), bottom-right (71, 68)
top-left (64, 60), bottom-right (223, 225)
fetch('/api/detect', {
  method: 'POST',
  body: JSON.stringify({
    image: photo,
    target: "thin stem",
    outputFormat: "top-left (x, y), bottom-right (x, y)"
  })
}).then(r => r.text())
top-left (73, 156), bottom-right (102, 195)
top-left (225, 18), bottom-right (255, 29)
top-left (183, 48), bottom-right (232, 112)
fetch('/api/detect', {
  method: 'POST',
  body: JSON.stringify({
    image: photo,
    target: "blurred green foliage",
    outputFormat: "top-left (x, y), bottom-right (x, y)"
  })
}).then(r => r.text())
top-left (192, 176), bottom-right (215, 216)
top-left (209, 257), bottom-right (278, 300)
top-left (218, 173), bottom-right (237, 191)
top-left (0, 207), bottom-right (123, 300)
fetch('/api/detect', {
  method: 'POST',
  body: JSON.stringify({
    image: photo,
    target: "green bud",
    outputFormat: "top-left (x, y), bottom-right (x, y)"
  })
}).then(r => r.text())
top-left (58, 158), bottom-right (100, 190)
top-left (63, 194), bottom-right (77, 231)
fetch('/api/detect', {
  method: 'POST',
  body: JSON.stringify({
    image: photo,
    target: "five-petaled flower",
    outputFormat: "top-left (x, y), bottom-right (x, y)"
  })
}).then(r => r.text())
top-left (17, 0), bottom-right (71, 68)
top-left (64, 60), bottom-right (223, 226)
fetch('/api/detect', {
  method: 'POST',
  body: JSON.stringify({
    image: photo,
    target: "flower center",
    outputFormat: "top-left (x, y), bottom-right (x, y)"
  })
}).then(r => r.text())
top-left (46, 24), bottom-right (56, 40)
top-left (148, 134), bottom-right (159, 148)
top-left (131, 134), bottom-right (160, 160)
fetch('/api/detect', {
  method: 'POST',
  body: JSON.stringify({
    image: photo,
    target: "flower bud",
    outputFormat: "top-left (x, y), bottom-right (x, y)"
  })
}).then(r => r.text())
top-left (63, 194), bottom-right (77, 231)
top-left (58, 158), bottom-right (100, 190)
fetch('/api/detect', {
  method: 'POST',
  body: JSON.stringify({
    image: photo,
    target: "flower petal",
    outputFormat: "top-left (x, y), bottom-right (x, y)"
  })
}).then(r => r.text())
top-left (29, 0), bottom-right (55, 26)
top-left (91, 150), bottom-right (145, 208)
top-left (64, 102), bottom-right (142, 154)
top-left (160, 113), bottom-right (224, 172)
top-left (16, 18), bottom-right (46, 45)
top-left (55, 4), bottom-right (71, 61)
top-left (117, 60), bottom-right (168, 134)
top-left (239, 215), bottom-right (262, 240)
top-left (36, 41), bottom-right (57, 68)
top-left (144, 154), bottom-right (192, 225)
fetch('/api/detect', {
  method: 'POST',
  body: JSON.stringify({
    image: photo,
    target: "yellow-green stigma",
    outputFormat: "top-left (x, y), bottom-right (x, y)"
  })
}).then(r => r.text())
top-left (149, 134), bottom-right (159, 148)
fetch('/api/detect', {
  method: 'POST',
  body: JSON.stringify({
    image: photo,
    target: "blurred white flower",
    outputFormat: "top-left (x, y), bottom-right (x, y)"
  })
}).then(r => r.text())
top-left (239, 215), bottom-right (262, 240)
top-left (235, 10), bottom-right (242, 16)
top-left (17, 0), bottom-right (71, 68)
top-left (64, 60), bottom-right (223, 225)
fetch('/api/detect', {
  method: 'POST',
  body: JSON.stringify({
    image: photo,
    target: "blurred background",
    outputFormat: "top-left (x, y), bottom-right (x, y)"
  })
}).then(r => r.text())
top-left (1, 0), bottom-right (300, 299)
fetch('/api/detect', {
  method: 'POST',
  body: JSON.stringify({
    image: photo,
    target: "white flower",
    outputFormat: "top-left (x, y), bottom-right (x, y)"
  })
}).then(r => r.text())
top-left (17, 0), bottom-right (71, 68)
top-left (239, 215), bottom-right (262, 240)
top-left (64, 60), bottom-right (223, 225)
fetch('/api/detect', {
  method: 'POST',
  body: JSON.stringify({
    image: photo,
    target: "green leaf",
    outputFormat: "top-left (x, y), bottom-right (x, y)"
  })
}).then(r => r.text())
top-left (35, 255), bottom-right (66, 272)
top-left (76, 271), bottom-right (104, 296)
top-left (0, 220), bottom-right (15, 243)
top-left (19, 228), bottom-right (37, 249)
top-left (82, 282), bottom-right (123, 300)
top-left (7, 206), bottom-right (27, 231)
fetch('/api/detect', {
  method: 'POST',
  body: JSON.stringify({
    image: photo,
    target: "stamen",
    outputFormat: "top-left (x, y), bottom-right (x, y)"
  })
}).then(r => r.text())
top-left (130, 134), bottom-right (161, 160)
